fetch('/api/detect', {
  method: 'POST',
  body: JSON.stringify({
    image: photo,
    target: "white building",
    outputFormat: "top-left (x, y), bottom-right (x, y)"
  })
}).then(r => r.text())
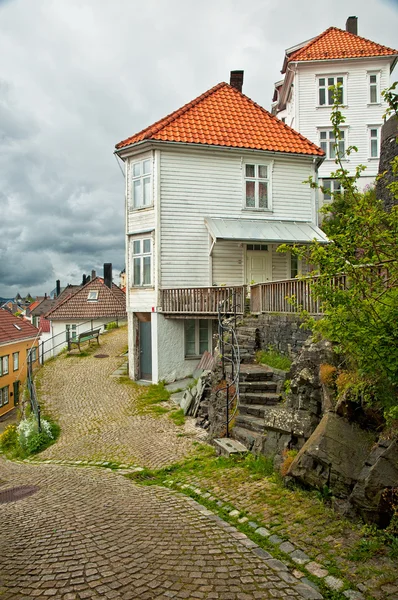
top-left (272, 17), bottom-right (397, 202)
top-left (115, 72), bottom-right (328, 384)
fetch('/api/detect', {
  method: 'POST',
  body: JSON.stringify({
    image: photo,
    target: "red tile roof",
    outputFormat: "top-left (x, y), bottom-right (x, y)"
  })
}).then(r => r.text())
top-left (288, 27), bottom-right (397, 63)
top-left (45, 278), bottom-right (126, 321)
top-left (116, 83), bottom-right (324, 156)
top-left (0, 308), bottom-right (40, 345)
top-left (39, 317), bottom-right (51, 333)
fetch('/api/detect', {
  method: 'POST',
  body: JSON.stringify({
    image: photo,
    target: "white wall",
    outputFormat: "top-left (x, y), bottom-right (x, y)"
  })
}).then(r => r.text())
top-left (48, 319), bottom-right (126, 357)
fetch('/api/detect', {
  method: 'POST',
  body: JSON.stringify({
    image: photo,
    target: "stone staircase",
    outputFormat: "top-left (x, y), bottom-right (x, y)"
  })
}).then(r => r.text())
top-left (235, 325), bottom-right (260, 363)
top-left (232, 365), bottom-right (282, 452)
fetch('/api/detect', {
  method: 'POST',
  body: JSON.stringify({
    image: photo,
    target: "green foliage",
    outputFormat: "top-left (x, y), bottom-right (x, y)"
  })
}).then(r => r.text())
top-left (139, 382), bottom-right (171, 405)
top-left (256, 346), bottom-right (292, 371)
top-left (0, 415), bottom-right (60, 458)
top-left (105, 321), bottom-right (118, 330)
top-left (169, 409), bottom-right (185, 426)
top-left (0, 424), bottom-right (18, 452)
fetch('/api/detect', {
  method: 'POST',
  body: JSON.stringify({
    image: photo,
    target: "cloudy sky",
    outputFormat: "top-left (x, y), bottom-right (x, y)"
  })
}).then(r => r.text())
top-left (0, 0), bottom-right (397, 298)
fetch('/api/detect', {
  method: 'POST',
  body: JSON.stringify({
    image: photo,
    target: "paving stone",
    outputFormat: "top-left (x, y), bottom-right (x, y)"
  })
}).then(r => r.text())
top-left (295, 582), bottom-right (323, 599)
top-left (255, 527), bottom-right (271, 537)
top-left (279, 541), bottom-right (295, 554)
top-left (324, 575), bottom-right (344, 591)
top-left (268, 534), bottom-right (283, 545)
top-left (248, 521), bottom-right (259, 529)
top-left (229, 510), bottom-right (240, 517)
top-left (290, 549), bottom-right (311, 565)
top-left (343, 591), bottom-right (365, 599)
top-left (305, 561), bottom-right (328, 578)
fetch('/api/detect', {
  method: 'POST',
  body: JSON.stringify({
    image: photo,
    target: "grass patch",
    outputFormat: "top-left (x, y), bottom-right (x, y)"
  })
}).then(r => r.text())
top-left (256, 346), bottom-right (292, 371)
top-left (150, 405), bottom-right (170, 417)
top-left (169, 409), bottom-right (185, 426)
top-left (139, 382), bottom-right (171, 405)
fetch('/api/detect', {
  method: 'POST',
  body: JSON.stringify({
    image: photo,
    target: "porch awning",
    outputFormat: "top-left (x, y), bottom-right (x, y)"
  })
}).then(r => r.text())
top-left (204, 217), bottom-right (328, 244)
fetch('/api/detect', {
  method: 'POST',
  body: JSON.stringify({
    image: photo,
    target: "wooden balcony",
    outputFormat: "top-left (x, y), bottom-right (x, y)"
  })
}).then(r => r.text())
top-left (250, 276), bottom-right (347, 315)
top-left (159, 286), bottom-right (246, 316)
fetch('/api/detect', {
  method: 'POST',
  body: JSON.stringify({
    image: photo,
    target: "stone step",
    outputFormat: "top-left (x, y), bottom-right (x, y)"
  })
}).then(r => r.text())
top-left (239, 368), bottom-right (274, 381)
top-left (232, 426), bottom-right (264, 452)
top-left (240, 381), bottom-right (277, 392)
top-left (239, 392), bottom-right (281, 405)
top-left (235, 414), bottom-right (265, 433)
top-left (240, 403), bottom-right (277, 418)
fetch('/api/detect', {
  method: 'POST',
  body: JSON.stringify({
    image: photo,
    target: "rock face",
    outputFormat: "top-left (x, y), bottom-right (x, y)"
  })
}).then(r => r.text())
top-left (287, 413), bottom-right (375, 497)
top-left (376, 115), bottom-right (398, 213)
top-left (349, 439), bottom-right (398, 527)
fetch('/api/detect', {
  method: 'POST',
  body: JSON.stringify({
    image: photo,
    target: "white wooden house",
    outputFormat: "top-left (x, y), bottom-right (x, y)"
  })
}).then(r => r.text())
top-left (115, 72), bottom-right (327, 383)
top-left (272, 16), bottom-right (398, 206)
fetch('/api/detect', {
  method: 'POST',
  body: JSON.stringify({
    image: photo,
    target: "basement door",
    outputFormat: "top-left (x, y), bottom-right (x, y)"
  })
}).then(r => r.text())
top-left (246, 245), bottom-right (272, 284)
top-left (139, 321), bottom-right (152, 381)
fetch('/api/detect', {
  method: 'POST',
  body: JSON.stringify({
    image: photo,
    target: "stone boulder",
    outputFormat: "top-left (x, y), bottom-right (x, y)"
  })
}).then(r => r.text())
top-left (349, 439), bottom-right (398, 527)
top-left (287, 413), bottom-right (375, 498)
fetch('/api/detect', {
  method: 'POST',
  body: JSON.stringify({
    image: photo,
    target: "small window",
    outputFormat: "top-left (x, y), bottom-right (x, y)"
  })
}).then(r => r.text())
top-left (369, 127), bottom-right (381, 158)
top-left (0, 356), bottom-right (9, 377)
top-left (27, 347), bottom-right (37, 363)
top-left (322, 179), bottom-right (342, 201)
top-left (244, 164), bottom-right (270, 210)
top-left (290, 254), bottom-right (298, 279)
top-left (66, 324), bottom-right (77, 342)
top-left (319, 129), bottom-right (345, 160)
top-left (247, 244), bottom-right (268, 251)
top-left (87, 290), bottom-right (99, 301)
top-left (13, 323), bottom-right (22, 330)
top-left (131, 158), bottom-right (152, 210)
top-left (368, 72), bottom-right (380, 104)
top-left (132, 238), bottom-right (152, 286)
top-left (0, 386), bottom-right (9, 407)
top-left (13, 352), bottom-right (19, 372)
top-left (185, 320), bottom-right (210, 357)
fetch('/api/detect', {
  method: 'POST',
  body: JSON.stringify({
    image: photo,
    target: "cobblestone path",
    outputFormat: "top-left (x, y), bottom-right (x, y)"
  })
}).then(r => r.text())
top-left (0, 459), bottom-right (313, 599)
top-left (38, 328), bottom-right (198, 468)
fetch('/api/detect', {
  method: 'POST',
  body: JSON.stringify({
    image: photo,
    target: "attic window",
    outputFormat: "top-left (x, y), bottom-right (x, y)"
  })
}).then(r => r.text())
top-left (87, 290), bottom-right (99, 301)
top-left (13, 324), bottom-right (22, 330)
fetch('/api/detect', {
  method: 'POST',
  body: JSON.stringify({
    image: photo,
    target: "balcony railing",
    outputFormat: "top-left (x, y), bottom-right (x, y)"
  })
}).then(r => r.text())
top-left (250, 276), bottom-right (347, 315)
top-left (160, 286), bottom-right (246, 315)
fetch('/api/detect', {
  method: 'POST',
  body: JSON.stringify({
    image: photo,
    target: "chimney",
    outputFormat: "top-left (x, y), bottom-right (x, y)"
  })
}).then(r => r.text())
top-left (104, 263), bottom-right (112, 289)
top-left (346, 16), bottom-right (357, 35)
top-left (82, 274), bottom-right (87, 285)
top-left (230, 70), bottom-right (244, 93)
top-left (91, 269), bottom-right (96, 280)
top-left (56, 280), bottom-right (61, 297)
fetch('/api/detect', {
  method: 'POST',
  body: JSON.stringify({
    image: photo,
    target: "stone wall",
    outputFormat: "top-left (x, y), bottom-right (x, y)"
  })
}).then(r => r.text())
top-left (243, 313), bottom-right (314, 358)
top-left (376, 115), bottom-right (398, 212)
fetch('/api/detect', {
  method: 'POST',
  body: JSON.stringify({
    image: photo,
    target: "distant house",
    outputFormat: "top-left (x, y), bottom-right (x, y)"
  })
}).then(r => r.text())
top-left (0, 308), bottom-right (40, 417)
top-left (44, 266), bottom-right (127, 357)
top-left (115, 71), bottom-right (327, 383)
top-left (271, 16), bottom-right (398, 202)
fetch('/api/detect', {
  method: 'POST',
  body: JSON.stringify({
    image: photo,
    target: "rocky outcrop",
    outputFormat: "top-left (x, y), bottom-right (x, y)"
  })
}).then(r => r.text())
top-left (376, 115), bottom-right (398, 213)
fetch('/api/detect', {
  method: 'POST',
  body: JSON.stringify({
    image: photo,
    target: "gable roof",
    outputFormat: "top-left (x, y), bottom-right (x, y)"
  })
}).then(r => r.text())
top-left (116, 83), bottom-right (324, 157)
top-left (45, 278), bottom-right (126, 321)
top-left (0, 308), bottom-right (40, 345)
top-left (287, 27), bottom-right (397, 66)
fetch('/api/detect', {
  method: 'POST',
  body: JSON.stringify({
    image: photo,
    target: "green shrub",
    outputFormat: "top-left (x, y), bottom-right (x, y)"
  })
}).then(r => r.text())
top-left (105, 322), bottom-right (118, 330)
top-left (0, 424), bottom-right (18, 452)
top-left (256, 347), bottom-right (292, 371)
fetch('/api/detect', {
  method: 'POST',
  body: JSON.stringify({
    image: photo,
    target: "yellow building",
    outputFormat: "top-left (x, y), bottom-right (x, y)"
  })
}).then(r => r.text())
top-left (0, 308), bottom-right (40, 418)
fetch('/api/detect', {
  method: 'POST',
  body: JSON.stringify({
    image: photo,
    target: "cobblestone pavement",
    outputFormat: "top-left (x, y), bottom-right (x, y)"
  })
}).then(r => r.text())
top-left (38, 328), bottom-right (199, 468)
top-left (0, 458), bottom-right (313, 599)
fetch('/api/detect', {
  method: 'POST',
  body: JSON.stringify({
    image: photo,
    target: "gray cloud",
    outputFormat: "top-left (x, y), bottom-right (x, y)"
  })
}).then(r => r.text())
top-left (0, 0), bottom-right (397, 297)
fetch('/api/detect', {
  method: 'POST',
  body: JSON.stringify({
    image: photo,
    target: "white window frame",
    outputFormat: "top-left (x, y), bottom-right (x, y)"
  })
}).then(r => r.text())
top-left (243, 162), bottom-right (272, 211)
top-left (66, 324), bottom-right (77, 342)
top-left (0, 355), bottom-right (9, 377)
top-left (184, 319), bottom-right (211, 358)
top-left (0, 386), bottom-right (9, 407)
top-left (87, 290), bottom-right (99, 301)
top-left (322, 178), bottom-right (343, 201)
top-left (319, 128), bottom-right (346, 160)
top-left (367, 72), bottom-right (380, 105)
top-left (131, 238), bottom-right (152, 287)
top-left (317, 75), bottom-right (346, 107)
top-left (13, 352), bottom-right (19, 372)
top-left (130, 157), bottom-right (152, 210)
top-left (368, 126), bottom-right (381, 159)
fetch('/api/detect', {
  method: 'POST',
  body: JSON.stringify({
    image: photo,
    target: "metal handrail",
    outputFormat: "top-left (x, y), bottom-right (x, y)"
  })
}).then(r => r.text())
top-left (27, 351), bottom-right (41, 432)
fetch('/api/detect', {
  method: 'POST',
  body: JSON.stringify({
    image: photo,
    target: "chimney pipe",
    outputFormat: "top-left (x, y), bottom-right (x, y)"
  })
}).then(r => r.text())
top-left (346, 16), bottom-right (357, 35)
top-left (56, 280), bottom-right (61, 297)
top-left (230, 70), bottom-right (244, 93)
top-left (82, 274), bottom-right (87, 285)
top-left (104, 263), bottom-right (112, 289)
top-left (91, 270), bottom-right (96, 280)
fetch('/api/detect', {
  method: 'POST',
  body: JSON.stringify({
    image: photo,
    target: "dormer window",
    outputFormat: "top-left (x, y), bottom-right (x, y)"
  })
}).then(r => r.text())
top-left (13, 323), bottom-right (22, 330)
top-left (87, 290), bottom-right (99, 301)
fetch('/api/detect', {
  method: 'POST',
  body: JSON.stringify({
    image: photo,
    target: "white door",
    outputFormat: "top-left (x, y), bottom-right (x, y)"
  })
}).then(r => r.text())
top-left (246, 246), bottom-right (272, 284)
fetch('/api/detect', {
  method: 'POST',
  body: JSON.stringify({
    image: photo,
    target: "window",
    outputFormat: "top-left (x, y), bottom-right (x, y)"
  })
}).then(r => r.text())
top-left (27, 347), bottom-right (37, 362)
top-left (87, 290), bottom-right (99, 301)
top-left (368, 72), bottom-right (380, 104)
top-left (185, 320), bottom-right (209, 357)
top-left (318, 75), bottom-right (344, 106)
top-left (0, 386), bottom-right (9, 407)
top-left (290, 254), bottom-right (298, 279)
top-left (13, 352), bottom-right (19, 371)
top-left (131, 158), bottom-right (151, 209)
top-left (244, 164), bottom-right (269, 210)
top-left (369, 127), bottom-right (380, 158)
top-left (319, 129), bottom-right (345, 160)
top-left (132, 238), bottom-right (152, 286)
top-left (322, 179), bottom-right (342, 201)
top-left (247, 244), bottom-right (268, 251)
top-left (66, 324), bottom-right (77, 342)
top-left (0, 355), bottom-right (9, 377)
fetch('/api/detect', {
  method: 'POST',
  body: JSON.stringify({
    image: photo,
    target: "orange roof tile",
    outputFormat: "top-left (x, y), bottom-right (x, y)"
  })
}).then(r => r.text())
top-left (116, 83), bottom-right (324, 156)
top-left (0, 308), bottom-right (39, 344)
top-left (288, 27), bottom-right (397, 63)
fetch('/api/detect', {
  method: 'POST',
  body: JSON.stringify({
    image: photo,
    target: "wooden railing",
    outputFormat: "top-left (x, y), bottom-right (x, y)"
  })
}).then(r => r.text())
top-left (160, 286), bottom-right (246, 315)
top-left (250, 276), bottom-right (347, 315)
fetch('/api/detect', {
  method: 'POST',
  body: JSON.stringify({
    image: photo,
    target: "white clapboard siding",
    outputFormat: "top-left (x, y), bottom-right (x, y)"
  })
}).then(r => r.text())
top-left (272, 245), bottom-right (289, 280)
top-left (128, 288), bottom-right (156, 312)
top-left (212, 241), bottom-right (244, 285)
top-left (160, 148), bottom-right (315, 288)
top-left (295, 58), bottom-right (392, 180)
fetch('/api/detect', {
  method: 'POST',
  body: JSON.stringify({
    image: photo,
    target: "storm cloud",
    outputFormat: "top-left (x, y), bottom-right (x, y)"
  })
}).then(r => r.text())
top-left (0, 0), bottom-right (397, 297)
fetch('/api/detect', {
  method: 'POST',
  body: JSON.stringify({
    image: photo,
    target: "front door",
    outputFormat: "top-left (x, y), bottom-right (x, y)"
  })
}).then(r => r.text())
top-left (13, 381), bottom-right (20, 406)
top-left (246, 246), bottom-right (272, 284)
top-left (139, 321), bottom-right (152, 381)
